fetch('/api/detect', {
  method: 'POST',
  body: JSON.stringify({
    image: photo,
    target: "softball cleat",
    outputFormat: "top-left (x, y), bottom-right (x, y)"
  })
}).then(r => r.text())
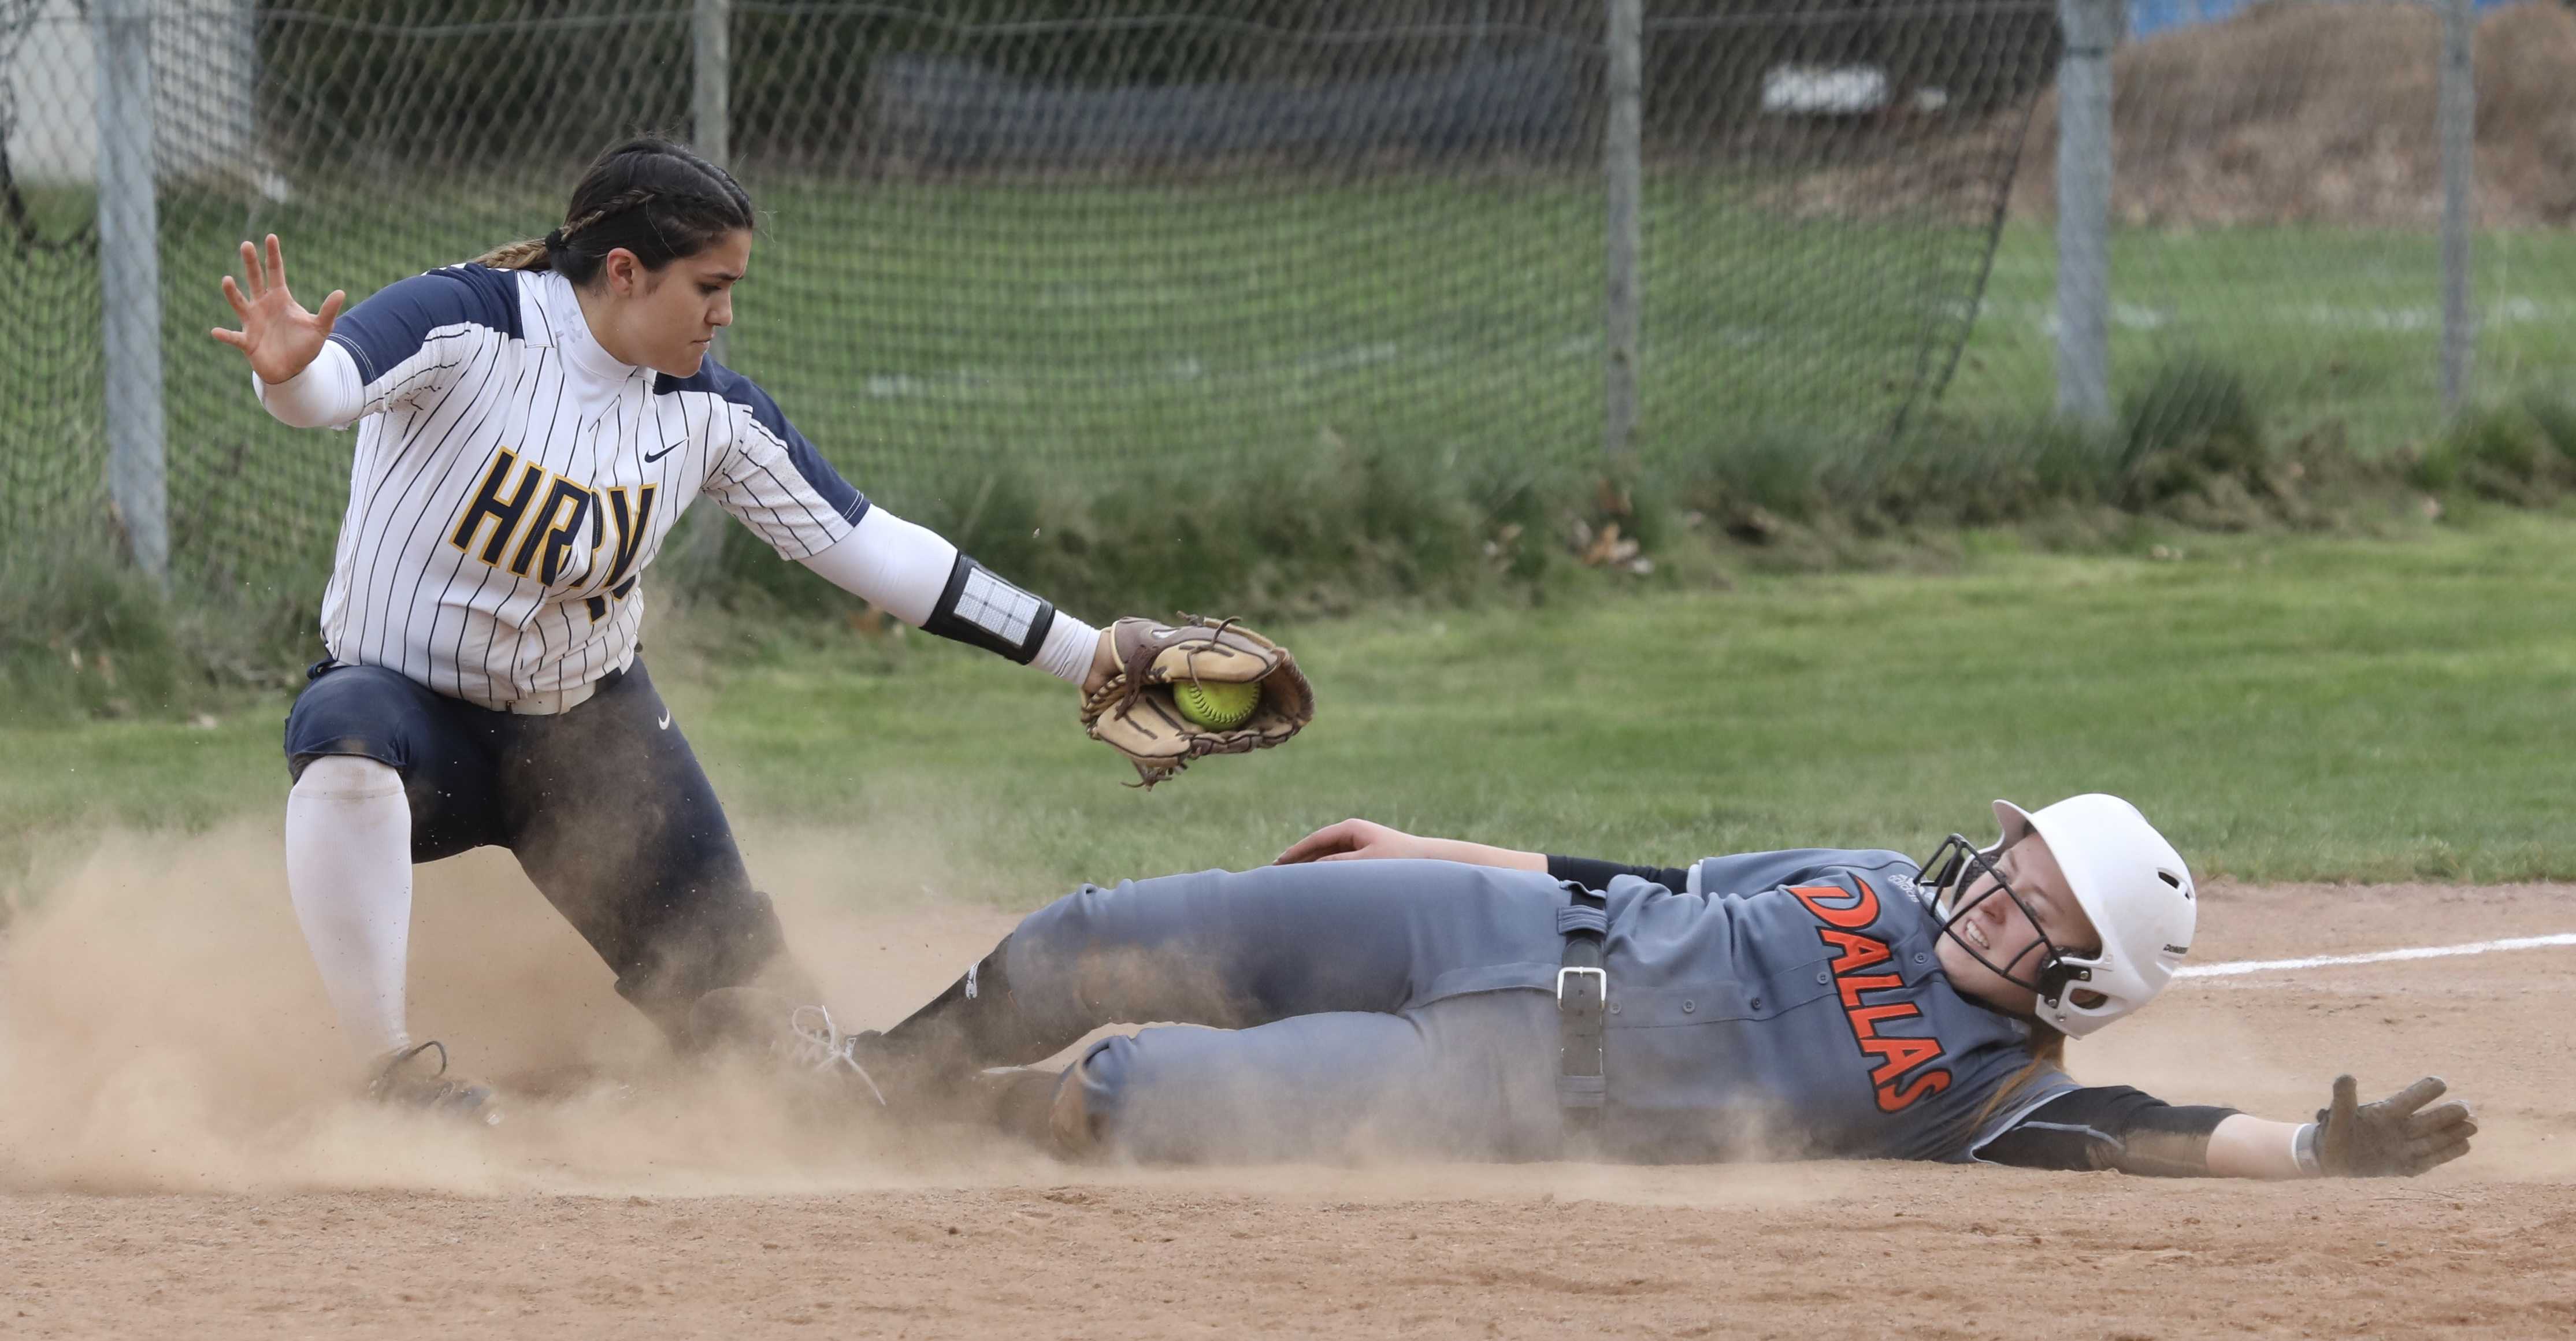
top-left (368, 1040), bottom-right (502, 1126)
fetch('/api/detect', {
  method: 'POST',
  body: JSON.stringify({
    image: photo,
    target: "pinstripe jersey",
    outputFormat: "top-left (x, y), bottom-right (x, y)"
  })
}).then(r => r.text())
top-left (299, 263), bottom-right (866, 709)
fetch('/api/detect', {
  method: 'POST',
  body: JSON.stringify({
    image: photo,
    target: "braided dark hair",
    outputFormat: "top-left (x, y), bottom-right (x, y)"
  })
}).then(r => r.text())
top-left (474, 135), bottom-right (754, 283)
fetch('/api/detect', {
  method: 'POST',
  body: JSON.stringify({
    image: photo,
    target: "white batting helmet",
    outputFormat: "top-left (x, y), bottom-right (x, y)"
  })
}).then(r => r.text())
top-left (1989, 794), bottom-right (2197, 1037)
top-left (1918, 793), bottom-right (2196, 1038)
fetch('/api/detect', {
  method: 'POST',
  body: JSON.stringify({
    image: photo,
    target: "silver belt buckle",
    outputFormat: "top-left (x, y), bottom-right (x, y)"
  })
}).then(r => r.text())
top-left (1556, 966), bottom-right (1608, 1006)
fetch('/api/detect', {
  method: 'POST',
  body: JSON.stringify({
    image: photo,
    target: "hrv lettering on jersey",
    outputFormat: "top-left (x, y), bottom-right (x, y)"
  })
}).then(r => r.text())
top-left (446, 445), bottom-right (657, 621)
top-left (1789, 879), bottom-right (1955, 1113)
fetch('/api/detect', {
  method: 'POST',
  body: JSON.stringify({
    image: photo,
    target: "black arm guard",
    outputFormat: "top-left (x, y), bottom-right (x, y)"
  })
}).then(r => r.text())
top-left (1977, 1085), bottom-right (2241, 1176)
top-left (922, 554), bottom-right (1056, 664)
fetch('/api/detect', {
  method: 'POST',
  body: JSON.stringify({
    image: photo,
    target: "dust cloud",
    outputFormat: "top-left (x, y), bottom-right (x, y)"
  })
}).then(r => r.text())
top-left (0, 820), bottom-right (1879, 1199)
top-left (5, 822), bottom-right (2565, 1196)
top-left (0, 818), bottom-right (1049, 1197)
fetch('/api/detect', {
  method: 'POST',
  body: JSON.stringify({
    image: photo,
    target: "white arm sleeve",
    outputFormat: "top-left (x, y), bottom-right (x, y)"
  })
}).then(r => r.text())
top-left (252, 342), bottom-right (367, 430)
top-left (1031, 610), bottom-right (1100, 683)
top-left (799, 508), bottom-right (1100, 683)
top-left (798, 507), bottom-right (957, 626)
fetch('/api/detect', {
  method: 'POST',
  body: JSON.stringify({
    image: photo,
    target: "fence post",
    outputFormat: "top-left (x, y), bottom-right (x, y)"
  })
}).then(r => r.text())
top-left (694, 0), bottom-right (732, 368)
top-left (677, 0), bottom-right (736, 586)
top-left (96, 0), bottom-right (168, 586)
top-left (2437, 0), bottom-right (2474, 416)
top-left (1603, 0), bottom-right (1642, 460)
top-left (2053, 0), bottom-right (2115, 427)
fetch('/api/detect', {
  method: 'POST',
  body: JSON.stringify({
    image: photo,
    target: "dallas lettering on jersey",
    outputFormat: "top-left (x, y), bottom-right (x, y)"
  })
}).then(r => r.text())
top-left (446, 445), bottom-right (655, 621)
top-left (1789, 879), bottom-right (1955, 1113)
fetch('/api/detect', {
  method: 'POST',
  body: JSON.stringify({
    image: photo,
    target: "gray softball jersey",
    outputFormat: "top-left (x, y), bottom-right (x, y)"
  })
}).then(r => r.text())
top-left (1596, 847), bottom-right (2076, 1162)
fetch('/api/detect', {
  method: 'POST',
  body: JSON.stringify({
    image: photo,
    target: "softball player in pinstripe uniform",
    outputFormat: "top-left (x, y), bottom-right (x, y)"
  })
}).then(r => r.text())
top-left (211, 137), bottom-right (1143, 1119)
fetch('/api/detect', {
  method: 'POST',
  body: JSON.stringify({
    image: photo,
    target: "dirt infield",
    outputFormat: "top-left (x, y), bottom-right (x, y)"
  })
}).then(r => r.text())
top-left (4, 829), bottom-right (2574, 1338)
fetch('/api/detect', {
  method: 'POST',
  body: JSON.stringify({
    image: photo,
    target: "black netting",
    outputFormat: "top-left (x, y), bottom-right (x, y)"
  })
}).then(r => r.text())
top-left (722, 1), bottom-right (1611, 509)
top-left (8, 0), bottom-right (2067, 604)
top-left (3, 2), bottom-right (105, 571)
top-left (1639, 1), bottom-right (2058, 451)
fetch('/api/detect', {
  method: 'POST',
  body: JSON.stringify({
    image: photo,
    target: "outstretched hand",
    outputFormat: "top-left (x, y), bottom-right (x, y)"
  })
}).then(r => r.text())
top-left (1275, 818), bottom-right (1437, 865)
top-left (210, 234), bottom-right (345, 384)
top-left (2317, 1075), bottom-right (2475, 1177)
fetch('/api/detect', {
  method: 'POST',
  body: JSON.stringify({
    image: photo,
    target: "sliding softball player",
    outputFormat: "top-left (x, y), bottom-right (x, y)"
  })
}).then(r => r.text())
top-left (212, 135), bottom-right (1309, 1120)
top-left (764, 794), bottom-right (2472, 1177)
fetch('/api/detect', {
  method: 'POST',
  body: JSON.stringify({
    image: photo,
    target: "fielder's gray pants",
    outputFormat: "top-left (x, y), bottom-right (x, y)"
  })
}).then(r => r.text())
top-left (999, 860), bottom-right (1576, 1164)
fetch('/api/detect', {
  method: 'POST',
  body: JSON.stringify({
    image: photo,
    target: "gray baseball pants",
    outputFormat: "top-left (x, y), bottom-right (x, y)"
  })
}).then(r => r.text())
top-left (994, 860), bottom-right (1577, 1163)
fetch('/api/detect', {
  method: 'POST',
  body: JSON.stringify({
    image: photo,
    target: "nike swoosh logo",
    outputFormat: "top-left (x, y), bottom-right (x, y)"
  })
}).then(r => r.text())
top-left (657, 711), bottom-right (672, 730)
top-left (643, 441), bottom-right (684, 464)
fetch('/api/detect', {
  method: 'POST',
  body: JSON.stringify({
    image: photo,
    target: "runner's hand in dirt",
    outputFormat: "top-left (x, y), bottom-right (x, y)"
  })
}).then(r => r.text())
top-left (2317, 1075), bottom-right (2476, 1177)
top-left (1274, 819), bottom-right (1545, 872)
top-left (210, 234), bottom-right (345, 384)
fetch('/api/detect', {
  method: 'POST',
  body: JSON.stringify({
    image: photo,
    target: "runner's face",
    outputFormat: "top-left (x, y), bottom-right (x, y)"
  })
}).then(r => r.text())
top-left (1934, 835), bottom-right (2102, 1016)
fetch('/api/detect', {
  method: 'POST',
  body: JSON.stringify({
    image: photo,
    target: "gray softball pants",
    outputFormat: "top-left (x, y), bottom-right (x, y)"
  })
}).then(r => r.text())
top-left (997, 860), bottom-right (1579, 1163)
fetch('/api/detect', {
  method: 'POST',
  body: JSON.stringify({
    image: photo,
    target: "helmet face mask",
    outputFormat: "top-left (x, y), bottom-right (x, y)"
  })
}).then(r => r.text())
top-left (1917, 832), bottom-right (2088, 1003)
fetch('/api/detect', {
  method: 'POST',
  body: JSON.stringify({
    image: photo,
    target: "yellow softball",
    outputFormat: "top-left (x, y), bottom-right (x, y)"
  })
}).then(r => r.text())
top-left (1172, 678), bottom-right (1261, 729)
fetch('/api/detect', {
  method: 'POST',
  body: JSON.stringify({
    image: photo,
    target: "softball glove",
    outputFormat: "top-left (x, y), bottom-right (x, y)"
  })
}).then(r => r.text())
top-left (1080, 615), bottom-right (1315, 787)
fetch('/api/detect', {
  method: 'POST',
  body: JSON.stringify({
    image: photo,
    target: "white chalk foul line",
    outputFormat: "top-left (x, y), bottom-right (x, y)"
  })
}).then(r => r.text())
top-left (2175, 933), bottom-right (2576, 980)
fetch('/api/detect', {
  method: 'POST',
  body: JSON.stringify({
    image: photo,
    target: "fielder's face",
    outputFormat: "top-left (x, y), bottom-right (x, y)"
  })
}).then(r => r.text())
top-left (1933, 834), bottom-right (2103, 1017)
top-left (592, 228), bottom-right (751, 377)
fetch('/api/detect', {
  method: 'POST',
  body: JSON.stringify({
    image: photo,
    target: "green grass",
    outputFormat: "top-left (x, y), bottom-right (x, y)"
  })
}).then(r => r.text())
top-left (11, 511), bottom-right (2575, 911)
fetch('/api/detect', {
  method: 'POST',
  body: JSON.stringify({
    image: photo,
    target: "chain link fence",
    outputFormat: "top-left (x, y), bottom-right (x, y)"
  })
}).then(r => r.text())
top-left (8, 0), bottom-right (2559, 610)
top-left (1947, 0), bottom-right (2575, 455)
top-left (2, 1), bottom-right (107, 574)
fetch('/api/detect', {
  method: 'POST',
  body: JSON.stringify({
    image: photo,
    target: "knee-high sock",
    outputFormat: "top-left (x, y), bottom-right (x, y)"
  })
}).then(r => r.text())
top-left (284, 755), bottom-right (414, 1063)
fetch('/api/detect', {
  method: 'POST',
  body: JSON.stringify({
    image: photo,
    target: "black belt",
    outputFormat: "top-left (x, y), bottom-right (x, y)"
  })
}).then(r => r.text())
top-left (1556, 882), bottom-right (1609, 1140)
